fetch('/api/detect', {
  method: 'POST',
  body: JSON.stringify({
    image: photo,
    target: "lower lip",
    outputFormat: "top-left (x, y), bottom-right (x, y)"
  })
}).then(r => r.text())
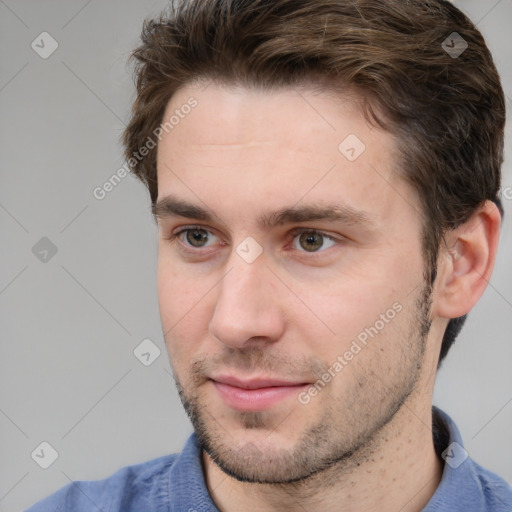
top-left (212, 381), bottom-right (308, 411)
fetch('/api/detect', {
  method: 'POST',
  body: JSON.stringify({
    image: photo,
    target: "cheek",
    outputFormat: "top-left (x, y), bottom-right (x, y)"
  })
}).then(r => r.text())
top-left (286, 267), bottom-right (419, 376)
top-left (157, 247), bottom-right (206, 322)
top-left (289, 269), bottom-right (398, 342)
top-left (157, 261), bottom-right (211, 359)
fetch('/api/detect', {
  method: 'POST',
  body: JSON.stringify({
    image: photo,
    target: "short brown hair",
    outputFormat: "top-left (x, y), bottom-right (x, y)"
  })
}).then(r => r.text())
top-left (122, 0), bottom-right (505, 365)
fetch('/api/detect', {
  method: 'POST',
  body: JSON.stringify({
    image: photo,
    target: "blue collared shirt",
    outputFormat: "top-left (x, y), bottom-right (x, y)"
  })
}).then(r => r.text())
top-left (26, 407), bottom-right (512, 511)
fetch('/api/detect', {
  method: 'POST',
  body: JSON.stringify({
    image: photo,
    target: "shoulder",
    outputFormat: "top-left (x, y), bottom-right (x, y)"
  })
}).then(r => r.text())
top-left (24, 452), bottom-right (179, 512)
top-left (472, 459), bottom-right (512, 511)
top-left (428, 407), bottom-right (512, 511)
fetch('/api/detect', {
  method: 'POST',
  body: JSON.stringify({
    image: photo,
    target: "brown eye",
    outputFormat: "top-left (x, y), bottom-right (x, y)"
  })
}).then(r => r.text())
top-left (291, 230), bottom-right (338, 253)
top-left (298, 231), bottom-right (325, 252)
top-left (185, 228), bottom-right (210, 247)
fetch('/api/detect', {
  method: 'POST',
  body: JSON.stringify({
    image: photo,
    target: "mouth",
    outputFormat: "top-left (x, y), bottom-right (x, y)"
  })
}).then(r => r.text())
top-left (209, 375), bottom-right (310, 412)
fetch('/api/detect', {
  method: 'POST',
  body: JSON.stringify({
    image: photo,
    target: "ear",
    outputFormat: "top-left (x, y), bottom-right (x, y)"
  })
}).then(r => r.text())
top-left (433, 200), bottom-right (502, 319)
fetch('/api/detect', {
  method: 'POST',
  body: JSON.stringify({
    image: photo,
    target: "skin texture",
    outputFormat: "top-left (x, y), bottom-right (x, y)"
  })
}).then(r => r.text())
top-left (154, 81), bottom-right (501, 512)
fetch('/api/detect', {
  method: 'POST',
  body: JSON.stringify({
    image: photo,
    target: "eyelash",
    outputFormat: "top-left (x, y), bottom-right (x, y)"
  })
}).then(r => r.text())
top-left (164, 225), bottom-right (341, 255)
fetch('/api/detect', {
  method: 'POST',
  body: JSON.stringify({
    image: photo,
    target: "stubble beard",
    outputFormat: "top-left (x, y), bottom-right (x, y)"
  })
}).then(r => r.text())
top-left (171, 283), bottom-right (433, 487)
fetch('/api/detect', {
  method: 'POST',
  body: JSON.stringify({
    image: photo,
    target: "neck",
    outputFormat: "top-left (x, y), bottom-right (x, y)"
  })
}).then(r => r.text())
top-left (202, 398), bottom-right (443, 512)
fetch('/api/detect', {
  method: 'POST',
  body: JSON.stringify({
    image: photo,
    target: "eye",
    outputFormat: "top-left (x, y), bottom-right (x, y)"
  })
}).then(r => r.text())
top-left (173, 227), bottom-right (220, 248)
top-left (291, 230), bottom-right (337, 252)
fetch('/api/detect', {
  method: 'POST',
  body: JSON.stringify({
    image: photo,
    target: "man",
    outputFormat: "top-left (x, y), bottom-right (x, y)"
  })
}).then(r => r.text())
top-left (27, 0), bottom-right (511, 510)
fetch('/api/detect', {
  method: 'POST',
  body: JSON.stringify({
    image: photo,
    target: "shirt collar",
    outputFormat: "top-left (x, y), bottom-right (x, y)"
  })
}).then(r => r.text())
top-left (423, 406), bottom-right (487, 511)
top-left (168, 433), bottom-right (219, 512)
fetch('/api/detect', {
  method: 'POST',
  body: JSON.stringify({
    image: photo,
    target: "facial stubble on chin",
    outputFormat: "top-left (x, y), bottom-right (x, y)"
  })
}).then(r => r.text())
top-left (171, 283), bottom-right (433, 486)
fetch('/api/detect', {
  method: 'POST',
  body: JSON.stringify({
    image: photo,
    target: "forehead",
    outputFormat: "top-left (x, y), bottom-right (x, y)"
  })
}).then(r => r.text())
top-left (160, 81), bottom-right (378, 154)
top-left (155, 81), bottom-right (419, 229)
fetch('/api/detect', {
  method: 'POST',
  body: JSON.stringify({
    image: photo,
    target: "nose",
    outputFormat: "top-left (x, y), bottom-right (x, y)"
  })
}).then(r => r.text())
top-left (208, 254), bottom-right (286, 349)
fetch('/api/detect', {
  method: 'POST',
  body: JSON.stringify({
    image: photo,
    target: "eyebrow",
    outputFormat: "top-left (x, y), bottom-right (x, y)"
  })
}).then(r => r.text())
top-left (152, 195), bottom-right (375, 230)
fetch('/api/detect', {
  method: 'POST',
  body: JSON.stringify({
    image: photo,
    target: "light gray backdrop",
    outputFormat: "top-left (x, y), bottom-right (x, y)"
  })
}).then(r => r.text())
top-left (0, 1), bottom-right (511, 510)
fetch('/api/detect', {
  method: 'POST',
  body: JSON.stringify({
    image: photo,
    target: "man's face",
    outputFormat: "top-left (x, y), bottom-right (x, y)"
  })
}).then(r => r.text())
top-left (155, 82), bottom-right (434, 483)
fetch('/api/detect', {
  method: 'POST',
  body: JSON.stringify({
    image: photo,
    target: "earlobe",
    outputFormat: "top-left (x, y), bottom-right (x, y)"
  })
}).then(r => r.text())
top-left (434, 200), bottom-right (501, 319)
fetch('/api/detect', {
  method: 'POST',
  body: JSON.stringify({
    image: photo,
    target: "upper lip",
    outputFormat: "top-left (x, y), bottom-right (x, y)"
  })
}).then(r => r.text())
top-left (210, 375), bottom-right (308, 389)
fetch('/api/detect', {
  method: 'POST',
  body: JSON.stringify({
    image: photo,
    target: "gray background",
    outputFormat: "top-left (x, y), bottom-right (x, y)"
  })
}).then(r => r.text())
top-left (0, 1), bottom-right (510, 510)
